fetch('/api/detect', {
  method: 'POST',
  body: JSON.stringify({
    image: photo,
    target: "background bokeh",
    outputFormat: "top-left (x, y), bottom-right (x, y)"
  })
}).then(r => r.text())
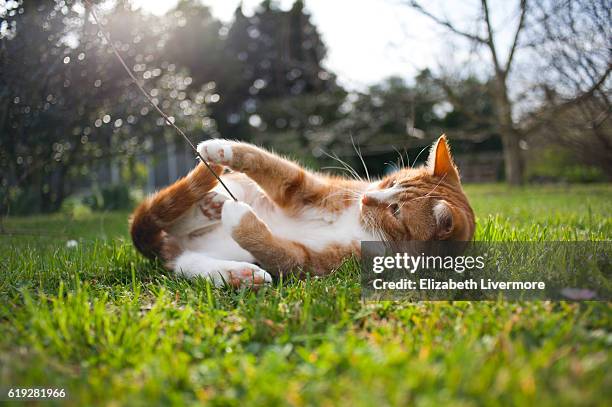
top-left (0, 0), bottom-right (610, 215)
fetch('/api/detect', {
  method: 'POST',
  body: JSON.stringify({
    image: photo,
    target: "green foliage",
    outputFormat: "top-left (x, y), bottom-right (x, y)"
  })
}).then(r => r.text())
top-left (82, 185), bottom-right (134, 211)
top-left (0, 184), bottom-right (610, 405)
top-left (0, 1), bottom-right (216, 213)
top-left (60, 196), bottom-right (93, 220)
top-left (526, 146), bottom-right (606, 183)
top-left (325, 73), bottom-right (500, 176)
top-left (0, 186), bottom-right (41, 216)
top-left (0, 0), bottom-right (343, 214)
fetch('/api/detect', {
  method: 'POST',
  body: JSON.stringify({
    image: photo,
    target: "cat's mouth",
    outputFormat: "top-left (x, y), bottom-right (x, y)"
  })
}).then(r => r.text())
top-left (359, 197), bottom-right (402, 240)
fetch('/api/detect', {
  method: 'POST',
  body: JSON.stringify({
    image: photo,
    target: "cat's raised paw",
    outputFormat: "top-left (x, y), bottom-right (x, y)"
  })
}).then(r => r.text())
top-left (197, 139), bottom-right (234, 165)
top-left (221, 200), bottom-right (255, 232)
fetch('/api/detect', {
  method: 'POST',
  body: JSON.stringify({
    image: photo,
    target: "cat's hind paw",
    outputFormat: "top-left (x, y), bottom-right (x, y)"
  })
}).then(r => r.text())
top-left (197, 139), bottom-right (234, 165)
top-left (174, 254), bottom-right (272, 288)
top-left (225, 264), bottom-right (272, 288)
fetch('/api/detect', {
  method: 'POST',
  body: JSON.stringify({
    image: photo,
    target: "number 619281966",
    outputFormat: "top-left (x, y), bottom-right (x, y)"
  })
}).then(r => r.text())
top-left (7, 388), bottom-right (66, 399)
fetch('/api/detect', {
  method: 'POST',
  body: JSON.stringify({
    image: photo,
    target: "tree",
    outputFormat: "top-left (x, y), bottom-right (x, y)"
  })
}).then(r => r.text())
top-left (0, 0), bottom-right (215, 213)
top-left (522, 0), bottom-right (611, 176)
top-left (220, 1), bottom-right (341, 143)
top-left (0, 0), bottom-right (343, 213)
top-left (404, 0), bottom-right (610, 184)
top-left (405, 0), bottom-right (528, 184)
top-left (322, 72), bottom-right (498, 176)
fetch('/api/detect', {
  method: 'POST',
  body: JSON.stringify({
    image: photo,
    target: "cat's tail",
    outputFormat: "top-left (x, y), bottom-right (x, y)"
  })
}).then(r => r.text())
top-left (129, 163), bottom-right (222, 260)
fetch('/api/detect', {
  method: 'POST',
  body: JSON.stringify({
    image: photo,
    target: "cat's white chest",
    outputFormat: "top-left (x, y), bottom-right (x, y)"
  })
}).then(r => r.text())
top-left (321, 211), bottom-right (336, 224)
top-left (256, 202), bottom-right (373, 251)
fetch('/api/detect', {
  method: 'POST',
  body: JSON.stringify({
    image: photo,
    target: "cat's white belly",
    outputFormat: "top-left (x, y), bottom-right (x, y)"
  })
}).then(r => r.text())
top-left (183, 225), bottom-right (255, 262)
top-left (179, 178), bottom-right (374, 262)
top-left (260, 204), bottom-right (374, 252)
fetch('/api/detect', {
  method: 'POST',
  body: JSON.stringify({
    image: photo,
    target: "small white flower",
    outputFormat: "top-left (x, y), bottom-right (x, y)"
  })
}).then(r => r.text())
top-left (66, 240), bottom-right (78, 248)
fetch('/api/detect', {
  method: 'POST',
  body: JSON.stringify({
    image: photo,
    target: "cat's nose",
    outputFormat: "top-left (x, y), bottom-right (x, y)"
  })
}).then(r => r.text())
top-left (362, 194), bottom-right (388, 207)
top-left (362, 187), bottom-right (399, 206)
top-left (361, 195), bottom-right (378, 206)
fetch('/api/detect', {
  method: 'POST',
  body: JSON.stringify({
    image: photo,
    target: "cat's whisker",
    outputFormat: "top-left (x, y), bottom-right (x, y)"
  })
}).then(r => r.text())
top-left (403, 175), bottom-right (448, 205)
top-left (320, 157), bottom-right (360, 180)
top-left (410, 145), bottom-right (430, 168)
top-left (323, 192), bottom-right (361, 204)
top-left (408, 195), bottom-right (444, 203)
top-left (321, 185), bottom-right (364, 203)
top-left (319, 150), bottom-right (363, 182)
top-left (351, 135), bottom-right (371, 182)
top-left (369, 217), bottom-right (386, 243)
top-left (392, 146), bottom-right (406, 169)
top-left (328, 154), bottom-right (363, 181)
top-left (421, 173), bottom-right (447, 199)
top-left (321, 165), bottom-right (362, 181)
top-left (384, 161), bottom-right (400, 173)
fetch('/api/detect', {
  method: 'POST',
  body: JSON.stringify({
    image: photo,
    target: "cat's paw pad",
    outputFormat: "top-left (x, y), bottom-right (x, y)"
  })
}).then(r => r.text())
top-left (197, 139), bottom-right (234, 165)
top-left (198, 191), bottom-right (228, 221)
top-left (221, 200), bottom-right (254, 232)
top-left (224, 264), bottom-right (272, 288)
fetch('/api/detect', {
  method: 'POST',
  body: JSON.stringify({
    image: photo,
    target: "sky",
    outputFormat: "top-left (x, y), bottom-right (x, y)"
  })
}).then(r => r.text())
top-left (130, 0), bottom-right (520, 90)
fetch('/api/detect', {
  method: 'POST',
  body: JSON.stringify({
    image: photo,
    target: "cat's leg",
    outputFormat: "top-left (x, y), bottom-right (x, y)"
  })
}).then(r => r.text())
top-left (171, 251), bottom-right (272, 288)
top-left (165, 190), bottom-right (228, 237)
top-left (221, 201), bottom-right (353, 276)
top-left (197, 139), bottom-right (328, 210)
top-left (130, 162), bottom-right (224, 259)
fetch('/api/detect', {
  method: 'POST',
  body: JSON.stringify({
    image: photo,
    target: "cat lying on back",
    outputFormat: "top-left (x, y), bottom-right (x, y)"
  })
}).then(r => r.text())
top-left (130, 135), bottom-right (474, 287)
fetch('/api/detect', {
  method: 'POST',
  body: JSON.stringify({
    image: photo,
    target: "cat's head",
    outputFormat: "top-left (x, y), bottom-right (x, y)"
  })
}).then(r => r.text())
top-left (360, 135), bottom-right (475, 241)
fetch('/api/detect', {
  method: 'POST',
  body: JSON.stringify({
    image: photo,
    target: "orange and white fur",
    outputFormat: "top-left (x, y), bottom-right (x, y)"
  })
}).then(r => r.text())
top-left (130, 135), bottom-right (474, 287)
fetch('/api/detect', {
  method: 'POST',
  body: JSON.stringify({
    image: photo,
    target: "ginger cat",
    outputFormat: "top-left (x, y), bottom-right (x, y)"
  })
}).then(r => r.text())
top-left (130, 135), bottom-right (474, 287)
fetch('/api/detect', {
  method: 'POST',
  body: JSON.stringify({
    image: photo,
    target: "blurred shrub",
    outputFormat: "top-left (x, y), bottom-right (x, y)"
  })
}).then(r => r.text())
top-left (526, 146), bottom-right (606, 183)
top-left (2, 184), bottom-right (138, 216)
top-left (83, 185), bottom-right (134, 211)
top-left (0, 187), bottom-right (40, 216)
top-left (60, 197), bottom-right (93, 220)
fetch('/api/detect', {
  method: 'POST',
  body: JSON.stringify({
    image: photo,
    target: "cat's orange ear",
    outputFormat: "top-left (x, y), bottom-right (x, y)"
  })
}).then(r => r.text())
top-left (428, 135), bottom-right (460, 183)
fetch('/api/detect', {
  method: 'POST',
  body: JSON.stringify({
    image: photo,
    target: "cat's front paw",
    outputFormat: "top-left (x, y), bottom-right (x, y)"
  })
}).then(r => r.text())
top-left (197, 139), bottom-right (234, 165)
top-left (221, 200), bottom-right (255, 233)
top-left (198, 191), bottom-right (228, 221)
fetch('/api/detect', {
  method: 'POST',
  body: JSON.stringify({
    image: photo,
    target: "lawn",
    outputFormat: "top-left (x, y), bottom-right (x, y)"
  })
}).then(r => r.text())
top-left (0, 184), bottom-right (610, 406)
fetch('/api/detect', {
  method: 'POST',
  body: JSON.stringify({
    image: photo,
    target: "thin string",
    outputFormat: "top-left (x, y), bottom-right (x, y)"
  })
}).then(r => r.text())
top-left (83, 0), bottom-right (237, 201)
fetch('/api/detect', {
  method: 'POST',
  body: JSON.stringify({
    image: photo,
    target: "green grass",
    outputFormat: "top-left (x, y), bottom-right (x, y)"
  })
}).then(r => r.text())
top-left (0, 184), bottom-right (610, 406)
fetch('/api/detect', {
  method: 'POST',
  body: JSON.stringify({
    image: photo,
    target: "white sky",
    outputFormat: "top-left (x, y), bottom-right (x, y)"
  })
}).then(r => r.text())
top-left (130, 0), bottom-right (519, 90)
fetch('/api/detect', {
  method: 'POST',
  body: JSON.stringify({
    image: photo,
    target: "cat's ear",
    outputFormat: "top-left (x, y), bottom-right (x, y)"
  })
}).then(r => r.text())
top-left (428, 134), bottom-right (460, 183)
top-left (433, 200), bottom-right (454, 238)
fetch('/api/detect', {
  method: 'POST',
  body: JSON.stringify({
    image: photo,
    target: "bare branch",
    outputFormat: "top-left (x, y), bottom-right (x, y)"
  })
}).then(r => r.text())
top-left (406, 1), bottom-right (487, 44)
top-left (480, 0), bottom-right (502, 74)
top-left (505, 0), bottom-right (528, 73)
top-left (524, 65), bottom-right (611, 135)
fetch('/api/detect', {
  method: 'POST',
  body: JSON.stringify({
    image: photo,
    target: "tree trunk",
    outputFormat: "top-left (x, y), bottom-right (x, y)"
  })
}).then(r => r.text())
top-left (500, 129), bottom-right (523, 185)
top-left (493, 78), bottom-right (524, 185)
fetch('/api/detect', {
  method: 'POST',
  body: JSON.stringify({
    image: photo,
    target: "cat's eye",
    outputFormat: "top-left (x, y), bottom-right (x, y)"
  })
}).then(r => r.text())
top-left (389, 203), bottom-right (400, 218)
